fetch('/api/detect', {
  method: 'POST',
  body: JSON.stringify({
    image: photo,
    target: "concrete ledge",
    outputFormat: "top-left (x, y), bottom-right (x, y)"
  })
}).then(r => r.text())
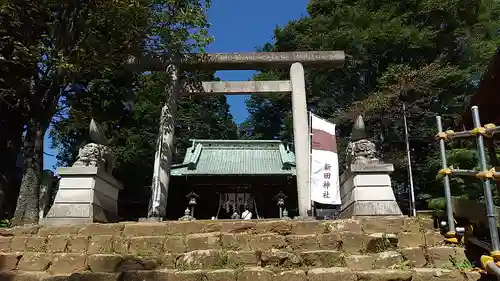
top-left (43, 203), bottom-right (120, 225)
top-left (58, 167), bottom-right (123, 190)
top-left (127, 51), bottom-right (346, 71)
top-left (341, 186), bottom-right (398, 207)
top-left (348, 163), bottom-right (394, 173)
top-left (186, 81), bottom-right (292, 95)
top-left (340, 201), bottom-right (403, 218)
top-left (341, 174), bottom-right (392, 198)
top-left (340, 163), bottom-right (394, 186)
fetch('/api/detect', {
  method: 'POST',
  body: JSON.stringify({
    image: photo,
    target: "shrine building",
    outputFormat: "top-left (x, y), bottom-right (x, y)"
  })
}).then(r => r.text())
top-left (165, 139), bottom-right (297, 220)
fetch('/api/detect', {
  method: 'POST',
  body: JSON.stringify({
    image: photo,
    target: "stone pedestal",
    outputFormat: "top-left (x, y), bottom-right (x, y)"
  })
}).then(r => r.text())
top-left (43, 166), bottom-right (122, 226)
top-left (339, 163), bottom-right (402, 218)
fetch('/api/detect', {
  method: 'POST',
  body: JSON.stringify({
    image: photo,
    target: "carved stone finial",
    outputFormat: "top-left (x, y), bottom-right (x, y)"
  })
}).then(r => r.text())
top-left (351, 116), bottom-right (367, 141)
top-left (346, 115), bottom-right (379, 166)
top-left (89, 118), bottom-right (107, 145)
top-left (72, 119), bottom-right (115, 174)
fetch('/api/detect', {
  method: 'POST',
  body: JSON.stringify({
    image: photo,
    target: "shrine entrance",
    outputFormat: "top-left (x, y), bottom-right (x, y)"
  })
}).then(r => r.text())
top-left (166, 139), bottom-right (298, 220)
top-left (216, 188), bottom-right (254, 219)
top-left (168, 178), bottom-right (297, 220)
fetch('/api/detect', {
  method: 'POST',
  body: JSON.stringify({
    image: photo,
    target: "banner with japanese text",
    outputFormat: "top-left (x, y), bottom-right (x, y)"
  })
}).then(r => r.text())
top-left (309, 113), bottom-right (341, 205)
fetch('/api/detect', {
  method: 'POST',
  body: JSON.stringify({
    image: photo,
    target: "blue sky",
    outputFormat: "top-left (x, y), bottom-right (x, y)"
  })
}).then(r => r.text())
top-left (43, 0), bottom-right (309, 171)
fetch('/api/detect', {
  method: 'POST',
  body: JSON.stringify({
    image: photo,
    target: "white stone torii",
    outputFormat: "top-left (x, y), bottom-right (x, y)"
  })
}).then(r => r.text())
top-left (128, 51), bottom-right (345, 219)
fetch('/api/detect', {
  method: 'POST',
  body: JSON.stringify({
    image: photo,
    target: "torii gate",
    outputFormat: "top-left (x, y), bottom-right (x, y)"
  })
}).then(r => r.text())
top-left (128, 51), bottom-right (345, 219)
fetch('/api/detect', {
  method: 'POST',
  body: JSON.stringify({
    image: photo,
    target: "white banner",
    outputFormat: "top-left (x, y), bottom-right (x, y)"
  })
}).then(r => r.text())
top-left (310, 113), bottom-right (341, 205)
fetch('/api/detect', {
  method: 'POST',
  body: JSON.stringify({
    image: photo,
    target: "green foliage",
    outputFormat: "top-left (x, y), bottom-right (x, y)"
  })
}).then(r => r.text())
top-left (1, 0), bottom-right (158, 225)
top-left (391, 260), bottom-right (412, 270)
top-left (450, 256), bottom-right (474, 270)
top-left (427, 197), bottom-right (446, 211)
top-left (422, 147), bottom-right (500, 207)
top-left (0, 218), bottom-right (13, 228)
top-left (243, 0), bottom-right (500, 208)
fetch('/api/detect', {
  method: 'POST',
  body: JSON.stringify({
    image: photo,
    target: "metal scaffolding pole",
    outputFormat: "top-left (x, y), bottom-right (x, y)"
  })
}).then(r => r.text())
top-left (436, 116), bottom-right (456, 237)
top-left (471, 106), bottom-right (500, 253)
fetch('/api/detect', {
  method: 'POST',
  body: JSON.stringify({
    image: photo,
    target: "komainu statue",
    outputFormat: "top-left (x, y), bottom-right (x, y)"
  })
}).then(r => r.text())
top-left (346, 116), bottom-right (379, 166)
top-left (72, 119), bottom-right (115, 174)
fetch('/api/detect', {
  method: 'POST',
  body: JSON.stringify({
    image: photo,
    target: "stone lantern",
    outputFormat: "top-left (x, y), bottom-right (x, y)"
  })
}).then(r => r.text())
top-left (274, 191), bottom-right (288, 219)
top-left (179, 208), bottom-right (193, 221)
top-left (282, 209), bottom-right (291, 220)
top-left (186, 191), bottom-right (200, 218)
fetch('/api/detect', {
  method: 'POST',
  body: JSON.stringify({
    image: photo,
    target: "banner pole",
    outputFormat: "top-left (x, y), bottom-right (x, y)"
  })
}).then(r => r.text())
top-left (403, 103), bottom-right (416, 217)
top-left (309, 111), bottom-right (314, 217)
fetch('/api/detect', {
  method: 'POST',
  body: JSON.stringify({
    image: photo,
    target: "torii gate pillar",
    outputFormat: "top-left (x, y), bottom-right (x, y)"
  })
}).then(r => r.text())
top-left (290, 62), bottom-right (310, 217)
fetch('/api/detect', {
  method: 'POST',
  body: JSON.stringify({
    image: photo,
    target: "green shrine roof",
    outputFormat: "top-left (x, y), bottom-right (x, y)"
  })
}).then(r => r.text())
top-left (170, 139), bottom-right (296, 176)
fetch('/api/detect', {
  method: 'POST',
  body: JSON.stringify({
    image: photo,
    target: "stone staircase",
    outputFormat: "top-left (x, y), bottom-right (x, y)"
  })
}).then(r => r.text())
top-left (0, 217), bottom-right (484, 281)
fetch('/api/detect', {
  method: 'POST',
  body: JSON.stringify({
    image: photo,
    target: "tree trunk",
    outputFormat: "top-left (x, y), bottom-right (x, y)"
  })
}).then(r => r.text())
top-left (0, 105), bottom-right (25, 219)
top-left (12, 119), bottom-right (43, 226)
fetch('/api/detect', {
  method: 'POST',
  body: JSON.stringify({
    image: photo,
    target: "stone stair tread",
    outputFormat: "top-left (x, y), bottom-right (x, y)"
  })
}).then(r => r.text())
top-left (0, 231), bottom-right (446, 256)
top-left (0, 246), bottom-right (471, 273)
top-left (0, 217), bottom-right (435, 237)
top-left (0, 267), bottom-right (484, 281)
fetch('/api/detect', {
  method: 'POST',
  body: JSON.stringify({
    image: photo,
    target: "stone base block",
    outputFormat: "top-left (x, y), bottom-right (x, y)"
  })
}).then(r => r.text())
top-left (43, 203), bottom-right (121, 226)
top-left (44, 166), bottom-right (122, 226)
top-left (339, 163), bottom-right (402, 218)
top-left (339, 201), bottom-right (403, 218)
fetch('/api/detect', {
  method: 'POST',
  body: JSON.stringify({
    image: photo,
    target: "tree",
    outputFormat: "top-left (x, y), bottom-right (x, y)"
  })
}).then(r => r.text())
top-left (2, 0), bottom-right (151, 225)
top-left (244, 0), bottom-right (500, 209)
top-left (0, 1), bottom-right (41, 218)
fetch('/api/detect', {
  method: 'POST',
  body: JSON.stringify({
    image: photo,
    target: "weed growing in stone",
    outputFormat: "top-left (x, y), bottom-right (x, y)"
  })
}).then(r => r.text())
top-left (449, 256), bottom-right (473, 270)
top-left (212, 252), bottom-right (242, 269)
top-left (391, 260), bottom-right (411, 270)
top-left (372, 234), bottom-right (397, 253)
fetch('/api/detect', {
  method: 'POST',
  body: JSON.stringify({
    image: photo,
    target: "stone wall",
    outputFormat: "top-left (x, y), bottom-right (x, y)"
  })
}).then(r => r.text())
top-left (0, 217), bottom-right (482, 281)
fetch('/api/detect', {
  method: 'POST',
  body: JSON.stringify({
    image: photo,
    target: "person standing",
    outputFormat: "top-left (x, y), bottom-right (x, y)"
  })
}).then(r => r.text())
top-left (242, 205), bottom-right (252, 220)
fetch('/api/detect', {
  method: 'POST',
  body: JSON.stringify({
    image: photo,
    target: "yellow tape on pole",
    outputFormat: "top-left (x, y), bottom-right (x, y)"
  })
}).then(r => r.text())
top-left (471, 127), bottom-right (486, 136)
top-left (476, 170), bottom-right (494, 180)
top-left (435, 132), bottom-right (447, 140)
top-left (438, 168), bottom-right (452, 176)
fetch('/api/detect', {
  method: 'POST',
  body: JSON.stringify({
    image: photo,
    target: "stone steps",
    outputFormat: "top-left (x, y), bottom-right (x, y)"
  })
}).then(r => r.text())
top-left (0, 267), bottom-right (485, 281)
top-left (2, 217), bottom-right (434, 237)
top-left (0, 246), bottom-right (468, 273)
top-left (1, 230), bottom-right (444, 254)
top-left (0, 218), bottom-right (481, 280)
top-left (0, 218), bottom-right (441, 254)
